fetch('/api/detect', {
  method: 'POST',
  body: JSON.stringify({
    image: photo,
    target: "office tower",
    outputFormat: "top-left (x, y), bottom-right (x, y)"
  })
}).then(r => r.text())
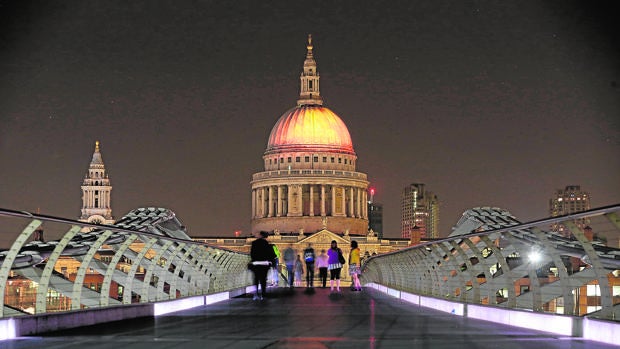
top-left (549, 185), bottom-right (591, 236)
top-left (401, 183), bottom-right (439, 239)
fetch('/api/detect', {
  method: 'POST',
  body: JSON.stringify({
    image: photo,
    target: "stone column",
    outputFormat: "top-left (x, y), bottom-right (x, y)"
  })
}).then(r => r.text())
top-left (277, 185), bottom-right (283, 217)
top-left (362, 190), bottom-right (368, 219)
top-left (320, 185), bottom-right (326, 216)
top-left (268, 186), bottom-right (274, 217)
top-left (309, 185), bottom-right (314, 216)
top-left (331, 186), bottom-right (336, 216)
top-left (287, 185), bottom-right (292, 216)
top-left (349, 187), bottom-right (354, 217)
top-left (252, 189), bottom-right (256, 218)
top-left (262, 187), bottom-right (268, 218)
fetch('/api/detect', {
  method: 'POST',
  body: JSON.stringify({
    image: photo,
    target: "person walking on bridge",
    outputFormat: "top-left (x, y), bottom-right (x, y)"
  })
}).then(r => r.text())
top-left (349, 240), bottom-right (362, 291)
top-left (282, 244), bottom-right (296, 288)
top-left (303, 243), bottom-right (316, 288)
top-left (250, 231), bottom-right (276, 300)
top-left (327, 240), bottom-right (343, 293)
top-left (316, 249), bottom-right (329, 288)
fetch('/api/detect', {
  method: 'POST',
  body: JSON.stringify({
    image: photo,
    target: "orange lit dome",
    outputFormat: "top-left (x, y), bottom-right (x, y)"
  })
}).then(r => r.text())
top-left (266, 105), bottom-right (355, 155)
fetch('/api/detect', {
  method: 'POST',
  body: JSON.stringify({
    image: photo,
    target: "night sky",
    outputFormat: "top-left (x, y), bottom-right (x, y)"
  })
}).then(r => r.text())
top-left (1, 1), bottom-right (619, 246)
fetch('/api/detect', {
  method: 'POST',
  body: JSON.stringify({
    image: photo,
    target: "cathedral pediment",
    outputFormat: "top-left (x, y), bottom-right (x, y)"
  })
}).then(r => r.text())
top-left (299, 229), bottom-right (348, 245)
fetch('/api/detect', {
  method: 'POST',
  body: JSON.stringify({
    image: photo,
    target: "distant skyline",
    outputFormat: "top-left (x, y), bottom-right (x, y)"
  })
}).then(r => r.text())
top-left (1, 1), bottom-right (619, 246)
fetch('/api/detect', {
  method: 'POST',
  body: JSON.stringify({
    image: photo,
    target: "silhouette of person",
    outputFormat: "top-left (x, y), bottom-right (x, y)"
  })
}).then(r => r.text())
top-left (327, 240), bottom-right (343, 292)
top-left (349, 240), bottom-right (362, 291)
top-left (250, 231), bottom-right (276, 300)
top-left (316, 249), bottom-right (329, 288)
top-left (282, 244), bottom-right (296, 288)
top-left (303, 243), bottom-right (316, 288)
top-left (293, 254), bottom-right (304, 287)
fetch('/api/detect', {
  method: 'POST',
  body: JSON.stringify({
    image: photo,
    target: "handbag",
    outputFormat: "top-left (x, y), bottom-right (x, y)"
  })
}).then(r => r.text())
top-left (338, 249), bottom-right (345, 265)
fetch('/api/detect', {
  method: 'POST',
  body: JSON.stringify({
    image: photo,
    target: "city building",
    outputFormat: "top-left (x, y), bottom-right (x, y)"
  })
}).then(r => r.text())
top-left (367, 188), bottom-right (383, 239)
top-left (251, 35), bottom-right (370, 236)
top-left (549, 185), bottom-right (591, 236)
top-left (401, 183), bottom-right (439, 239)
top-left (79, 141), bottom-right (114, 226)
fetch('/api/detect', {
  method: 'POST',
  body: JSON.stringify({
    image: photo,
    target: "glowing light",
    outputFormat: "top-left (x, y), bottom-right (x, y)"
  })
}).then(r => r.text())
top-left (529, 251), bottom-right (542, 263)
top-left (267, 106), bottom-right (354, 153)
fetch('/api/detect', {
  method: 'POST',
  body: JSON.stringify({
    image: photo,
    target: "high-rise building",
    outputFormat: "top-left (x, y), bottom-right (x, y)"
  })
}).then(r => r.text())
top-left (401, 183), bottom-right (439, 239)
top-left (549, 185), bottom-right (591, 236)
top-left (251, 35), bottom-right (370, 235)
top-left (368, 202), bottom-right (383, 239)
top-left (79, 141), bottom-right (114, 226)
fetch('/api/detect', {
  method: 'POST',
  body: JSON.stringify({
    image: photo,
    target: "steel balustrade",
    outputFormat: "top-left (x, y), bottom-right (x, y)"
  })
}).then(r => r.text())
top-left (360, 204), bottom-right (620, 320)
top-left (0, 208), bottom-right (252, 318)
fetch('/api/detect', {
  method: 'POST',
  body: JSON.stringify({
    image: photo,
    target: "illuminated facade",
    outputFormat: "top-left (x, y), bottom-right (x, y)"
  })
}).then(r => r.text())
top-left (251, 35), bottom-right (369, 235)
top-left (549, 185), bottom-right (591, 236)
top-left (79, 141), bottom-right (114, 226)
top-left (401, 183), bottom-right (439, 239)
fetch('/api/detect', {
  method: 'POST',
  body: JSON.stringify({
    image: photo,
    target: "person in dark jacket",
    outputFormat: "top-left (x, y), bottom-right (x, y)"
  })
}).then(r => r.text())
top-left (250, 231), bottom-right (276, 300)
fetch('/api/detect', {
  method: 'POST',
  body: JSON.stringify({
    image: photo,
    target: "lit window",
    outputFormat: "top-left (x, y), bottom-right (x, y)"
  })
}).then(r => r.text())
top-left (586, 284), bottom-right (600, 296)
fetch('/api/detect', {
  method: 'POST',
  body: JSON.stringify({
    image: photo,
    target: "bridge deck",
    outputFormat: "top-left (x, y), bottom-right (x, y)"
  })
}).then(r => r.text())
top-left (2, 287), bottom-right (616, 349)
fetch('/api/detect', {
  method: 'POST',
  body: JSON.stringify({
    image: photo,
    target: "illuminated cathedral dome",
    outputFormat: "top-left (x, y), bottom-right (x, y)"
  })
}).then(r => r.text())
top-left (266, 105), bottom-right (354, 155)
top-left (251, 35), bottom-right (369, 237)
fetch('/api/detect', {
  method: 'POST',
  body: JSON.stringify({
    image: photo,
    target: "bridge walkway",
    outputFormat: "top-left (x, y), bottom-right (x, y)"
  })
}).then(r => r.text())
top-left (1, 287), bottom-right (616, 349)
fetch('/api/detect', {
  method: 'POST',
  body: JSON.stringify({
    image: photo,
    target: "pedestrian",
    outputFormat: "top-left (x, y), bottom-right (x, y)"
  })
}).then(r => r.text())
top-left (250, 231), bottom-right (276, 300)
top-left (327, 240), bottom-right (344, 292)
top-left (282, 244), bottom-right (296, 288)
top-left (349, 240), bottom-right (362, 291)
top-left (316, 249), bottom-right (329, 288)
top-left (293, 254), bottom-right (304, 287)
top-left (303, 243), bottom-right (316, 288)
top-left (271, 243), bottom-right (281, 286)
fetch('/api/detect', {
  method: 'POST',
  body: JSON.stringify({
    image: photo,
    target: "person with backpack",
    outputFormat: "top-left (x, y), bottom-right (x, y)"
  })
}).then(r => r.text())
top-left (303, 243), bottom-right (316, 288)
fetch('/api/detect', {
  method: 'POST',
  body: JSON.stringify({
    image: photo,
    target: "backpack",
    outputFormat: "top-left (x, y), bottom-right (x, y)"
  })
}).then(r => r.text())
top-left (304, 248), bottom-right (315, 263)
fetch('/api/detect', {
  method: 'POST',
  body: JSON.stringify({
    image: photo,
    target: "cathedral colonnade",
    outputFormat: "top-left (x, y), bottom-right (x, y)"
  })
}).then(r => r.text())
top-left (251, 171), bottom-right (369, 235)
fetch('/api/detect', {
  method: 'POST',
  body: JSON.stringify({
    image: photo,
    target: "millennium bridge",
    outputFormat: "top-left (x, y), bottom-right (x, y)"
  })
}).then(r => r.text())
top-left (1, 205), bottom-right (619, 348)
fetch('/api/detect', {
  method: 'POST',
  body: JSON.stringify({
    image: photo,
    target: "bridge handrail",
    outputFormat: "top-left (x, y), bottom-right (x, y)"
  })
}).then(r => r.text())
top-left (360, 204), bottom-right (620, 321)
top-left (0, 208), bottom-right (252, 318)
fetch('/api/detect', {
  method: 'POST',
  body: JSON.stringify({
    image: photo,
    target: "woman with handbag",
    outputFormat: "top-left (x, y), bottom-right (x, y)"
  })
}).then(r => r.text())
top-left (327, 240), bottom-right (344, 293)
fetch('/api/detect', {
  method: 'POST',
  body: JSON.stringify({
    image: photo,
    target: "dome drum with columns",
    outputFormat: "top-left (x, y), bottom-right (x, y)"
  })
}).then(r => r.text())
top-left (251, 35), bottom-right (369, 236)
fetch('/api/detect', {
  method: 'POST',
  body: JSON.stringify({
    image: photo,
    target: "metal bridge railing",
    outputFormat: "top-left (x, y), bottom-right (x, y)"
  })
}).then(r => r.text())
top-left (0, 208), bottom-right (252, 318)
top-left (360, 204), bottom-right (620, 321)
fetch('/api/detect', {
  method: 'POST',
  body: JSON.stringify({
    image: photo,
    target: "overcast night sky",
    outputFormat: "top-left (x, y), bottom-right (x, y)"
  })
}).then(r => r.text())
top-left (1, 1), bottom-right (619, 245)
